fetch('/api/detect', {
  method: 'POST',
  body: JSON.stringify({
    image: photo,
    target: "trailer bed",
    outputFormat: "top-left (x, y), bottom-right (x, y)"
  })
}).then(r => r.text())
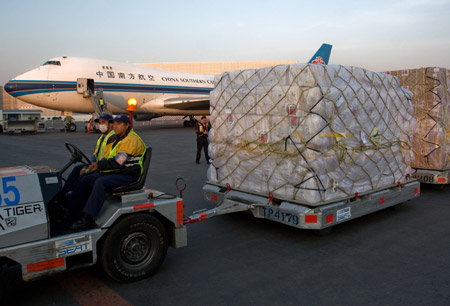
top-left (185, 180), bottom-right (420, 231)
top-left (411, 168), bottom-right (450, 185)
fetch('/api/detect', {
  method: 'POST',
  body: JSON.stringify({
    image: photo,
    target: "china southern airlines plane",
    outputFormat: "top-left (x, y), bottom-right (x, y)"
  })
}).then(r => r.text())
top-left (4, 44), bottom-right (332, 123)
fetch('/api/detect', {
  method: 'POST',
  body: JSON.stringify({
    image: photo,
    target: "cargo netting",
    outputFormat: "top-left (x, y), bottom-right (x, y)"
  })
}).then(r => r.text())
top-left (207, 64), bottom-right (417, 203)
top-left (387, 68), bottom-right (450, 170)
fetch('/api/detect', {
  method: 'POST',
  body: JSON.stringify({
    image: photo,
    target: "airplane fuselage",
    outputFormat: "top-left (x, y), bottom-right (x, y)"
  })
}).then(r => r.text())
top-left (4, 57), bottom-right (214, 116)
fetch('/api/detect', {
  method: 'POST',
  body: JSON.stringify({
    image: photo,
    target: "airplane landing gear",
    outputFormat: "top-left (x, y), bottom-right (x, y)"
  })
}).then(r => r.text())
top-left (183, 116), bottom-right (197, 127)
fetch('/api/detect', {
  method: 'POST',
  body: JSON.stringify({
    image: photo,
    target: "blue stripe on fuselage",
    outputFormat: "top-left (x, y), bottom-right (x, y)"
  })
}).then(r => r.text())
top-left (5, 80), bottom-right (213, 97)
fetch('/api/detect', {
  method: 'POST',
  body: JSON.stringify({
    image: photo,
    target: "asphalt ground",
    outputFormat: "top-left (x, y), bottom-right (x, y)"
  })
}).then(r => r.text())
top-left (0, 122), bottom-right (449, 306)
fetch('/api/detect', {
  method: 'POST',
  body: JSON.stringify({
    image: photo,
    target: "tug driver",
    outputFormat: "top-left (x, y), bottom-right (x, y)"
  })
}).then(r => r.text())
top-left (64, 114), bottom-right (146, 230)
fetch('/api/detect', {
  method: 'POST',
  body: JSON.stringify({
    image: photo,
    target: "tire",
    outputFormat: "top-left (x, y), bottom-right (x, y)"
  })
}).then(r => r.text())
top-left (0, 267), bottom-right (6, 302)
top-left (100, 213), bottom-right (168, 283)
top-left (67, 123), bottom-right (77, 132)
top-left (0, 264), bottom-right (21, 303)
top-left (391, 202), bottom-right (404, 211)
top-left (313, 227), bottom-right (333, 236)
top-left (433, 184), bottom-right (446, 190)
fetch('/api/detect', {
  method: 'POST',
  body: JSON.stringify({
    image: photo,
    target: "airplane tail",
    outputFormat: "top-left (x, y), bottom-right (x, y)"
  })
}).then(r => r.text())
top-left (307, 43), bottom-right (332, 65)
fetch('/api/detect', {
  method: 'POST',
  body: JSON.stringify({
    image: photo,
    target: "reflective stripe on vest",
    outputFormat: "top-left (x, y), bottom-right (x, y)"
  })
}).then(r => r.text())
top-left (94, 130), bottom-right (115, 161)
top-left (197, 122), bottom-right (208, 135)
top-left (198, 123), bottom-right (204, 133)
top-left (107, 130), bottom-right (146, 174)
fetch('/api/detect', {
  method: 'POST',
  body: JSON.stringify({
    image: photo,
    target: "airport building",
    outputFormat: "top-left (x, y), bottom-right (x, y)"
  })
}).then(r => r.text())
top-left (1, 87), bottom-right (61, 117)
top-left (1, 60), bottom-right (297, 116)
top-left (139, 60), bottom-right (297, 75)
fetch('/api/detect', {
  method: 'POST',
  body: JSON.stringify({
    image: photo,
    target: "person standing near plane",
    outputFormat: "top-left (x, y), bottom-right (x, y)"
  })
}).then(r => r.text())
top-left (195, 116), bottom-right (210, 164)
top-left (99, 97), bottom-right (105, 111)
top-left (67, 114), bottom-right (146, 230)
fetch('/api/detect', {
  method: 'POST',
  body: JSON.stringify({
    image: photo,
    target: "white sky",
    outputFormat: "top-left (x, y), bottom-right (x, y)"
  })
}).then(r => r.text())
top-left (1, 0), bottom-right (449, 85)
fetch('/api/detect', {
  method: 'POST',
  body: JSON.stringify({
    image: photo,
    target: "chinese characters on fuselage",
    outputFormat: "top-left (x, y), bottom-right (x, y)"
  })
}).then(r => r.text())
top-left (95, 67), bottom-right (213, 85)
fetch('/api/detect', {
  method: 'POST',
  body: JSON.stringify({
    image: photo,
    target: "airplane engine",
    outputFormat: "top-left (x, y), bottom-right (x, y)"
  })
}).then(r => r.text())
top-left (133, 114), bottom-right (162, 121)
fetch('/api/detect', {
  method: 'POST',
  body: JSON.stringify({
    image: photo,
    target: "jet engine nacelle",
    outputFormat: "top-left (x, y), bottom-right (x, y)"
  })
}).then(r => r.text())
top-left (133, 114), bottom-right (162, 121)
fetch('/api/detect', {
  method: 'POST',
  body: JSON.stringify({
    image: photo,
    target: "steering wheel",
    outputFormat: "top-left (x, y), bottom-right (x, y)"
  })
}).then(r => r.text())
top-left (65, 142), bottom-right (92, 166)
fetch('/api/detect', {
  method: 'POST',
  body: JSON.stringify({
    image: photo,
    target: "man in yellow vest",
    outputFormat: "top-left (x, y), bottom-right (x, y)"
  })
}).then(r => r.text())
top-left (92, 113), bottom-right (116, 161)
top-left (66, 114), bottom-right (146, 230)
top-left (62, 113), bottom-right (116, 194)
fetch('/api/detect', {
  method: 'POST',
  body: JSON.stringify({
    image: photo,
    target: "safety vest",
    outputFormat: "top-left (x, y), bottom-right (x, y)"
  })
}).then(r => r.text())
top-left (93, 130), bottom-right (115, 161)
top-left (196, 122), bottom-right (208, 136)
top-left (107, 130), bottom-right (146, 175)
top-left (99, 99), bottom-right (105, 106)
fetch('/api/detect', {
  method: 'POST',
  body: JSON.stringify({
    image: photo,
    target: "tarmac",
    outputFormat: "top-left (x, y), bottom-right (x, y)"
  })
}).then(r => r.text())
top-left (1, 121), bottom-right (450, 306)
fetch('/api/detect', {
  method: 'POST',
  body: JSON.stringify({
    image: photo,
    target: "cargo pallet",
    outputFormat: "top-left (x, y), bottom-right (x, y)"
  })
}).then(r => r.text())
top-left (411, 168), bottom-right (450, 185)
top-left (184, 180), bottom-right (421, 233)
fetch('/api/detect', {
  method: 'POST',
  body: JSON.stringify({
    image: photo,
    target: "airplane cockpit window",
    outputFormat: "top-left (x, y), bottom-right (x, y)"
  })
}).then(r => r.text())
top-left (42, 60), bottom-right (61, 66)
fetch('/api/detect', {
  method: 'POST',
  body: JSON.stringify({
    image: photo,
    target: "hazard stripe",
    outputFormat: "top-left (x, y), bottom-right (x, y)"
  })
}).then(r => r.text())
top-left (305, 215), bottom-right (318, 223)
top-left (176, 200), bottom-right (183, 226)
top-left (0, 166), bottom-right (28, 171)
top-left (27, 257), bottom-right (65, 273)
top-left (0, 171), bottom-right (30, 177)
top-left (133, 202), bottom-right (154, 211)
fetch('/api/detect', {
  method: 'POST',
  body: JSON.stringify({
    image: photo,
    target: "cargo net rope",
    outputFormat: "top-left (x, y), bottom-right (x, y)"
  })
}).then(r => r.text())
top-left (207, 64), bottom-right (418, 204)
top-left (388, 68), bottom-right (450, 170)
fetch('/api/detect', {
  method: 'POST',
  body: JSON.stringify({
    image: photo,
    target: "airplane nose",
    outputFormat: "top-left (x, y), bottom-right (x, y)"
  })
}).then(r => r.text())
top-left (4, 81), bottom-right (17, 94)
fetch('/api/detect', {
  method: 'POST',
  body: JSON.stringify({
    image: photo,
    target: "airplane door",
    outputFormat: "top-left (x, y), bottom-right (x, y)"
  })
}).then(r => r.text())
top-left (77, 78), bottom-right (95, 97)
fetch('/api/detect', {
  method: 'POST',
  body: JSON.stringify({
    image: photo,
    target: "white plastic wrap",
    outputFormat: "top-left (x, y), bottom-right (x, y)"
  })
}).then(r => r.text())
top-left (208, 64), bottom-right (417, 203)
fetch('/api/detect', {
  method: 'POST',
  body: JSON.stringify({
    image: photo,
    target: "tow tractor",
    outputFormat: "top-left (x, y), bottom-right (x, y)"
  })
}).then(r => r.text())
top-left (0, 143), bottom-right (186, 299)
top-left (185, 180), bottom-right (420, 235)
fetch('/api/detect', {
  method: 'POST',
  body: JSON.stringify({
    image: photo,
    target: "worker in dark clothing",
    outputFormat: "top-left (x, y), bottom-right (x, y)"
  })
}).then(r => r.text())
top-left (65, 114), bottom-right (146, 230)
top-left (61, 113), bottom-right (116, 193)
top-left (195, 116), bottom-right (210, 164)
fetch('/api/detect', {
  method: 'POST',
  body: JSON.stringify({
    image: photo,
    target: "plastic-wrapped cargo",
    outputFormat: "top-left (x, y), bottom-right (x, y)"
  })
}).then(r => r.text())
top-left (207, 64), bottom-right (417, 203)
top-left (386, 67), bottom-right (450, 170)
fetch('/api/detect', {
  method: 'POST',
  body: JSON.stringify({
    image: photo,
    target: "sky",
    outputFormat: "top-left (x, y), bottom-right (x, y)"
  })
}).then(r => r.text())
top-left (0, 0), bottom-right (449, 86)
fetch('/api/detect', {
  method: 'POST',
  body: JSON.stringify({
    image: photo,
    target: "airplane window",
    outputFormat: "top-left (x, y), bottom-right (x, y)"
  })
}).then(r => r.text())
top-left (42, 61), bottom-right (61, 66)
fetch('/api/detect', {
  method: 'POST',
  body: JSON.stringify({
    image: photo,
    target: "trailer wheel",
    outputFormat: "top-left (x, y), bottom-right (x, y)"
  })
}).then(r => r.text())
top-left (391, 203), bottom-right (404, 211)
top-left (66, 123), bottom-right (77, 132)
top-left (433, 184), bottom-right (446, 190)
top-left (100, 213), bottom-right (168, 283)
top-left (313, 227), bottom-right (333, 236)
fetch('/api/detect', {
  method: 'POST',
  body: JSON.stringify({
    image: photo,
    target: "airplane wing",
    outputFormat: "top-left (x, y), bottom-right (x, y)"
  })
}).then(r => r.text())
top-left (162, 97), bottom-right (210, 110)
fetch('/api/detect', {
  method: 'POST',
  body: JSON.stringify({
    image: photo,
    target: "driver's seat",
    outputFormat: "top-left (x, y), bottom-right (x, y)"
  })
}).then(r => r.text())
top-left (112, 146), bottom-right (152, 194)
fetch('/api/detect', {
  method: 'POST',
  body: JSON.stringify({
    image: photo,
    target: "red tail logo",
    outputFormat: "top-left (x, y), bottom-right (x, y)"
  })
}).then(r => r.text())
top-left (311, 56), bottom-right (325, 64)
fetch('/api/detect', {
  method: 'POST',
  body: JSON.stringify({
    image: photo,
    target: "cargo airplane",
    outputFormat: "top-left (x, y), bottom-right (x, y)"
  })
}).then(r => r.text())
top-left (4, 44), bottom-right (332, 125)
